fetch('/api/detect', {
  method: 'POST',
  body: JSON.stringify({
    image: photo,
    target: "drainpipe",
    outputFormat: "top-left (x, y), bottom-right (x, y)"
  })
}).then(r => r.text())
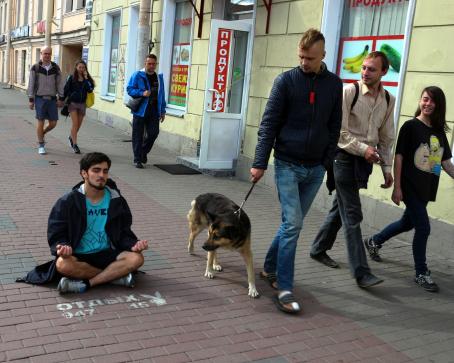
top-left (45, 0), bottom-right (54, 47)
top-left (137, 0), bottom-right (152, 68)
top-left (4, 0), bottom-right (12, 87)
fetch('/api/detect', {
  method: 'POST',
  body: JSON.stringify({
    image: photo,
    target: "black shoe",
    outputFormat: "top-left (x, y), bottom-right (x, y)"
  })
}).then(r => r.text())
top-left (356, 273), bottom-right (383, 288)
top-left (364, 237), bottom-right (382, 262)
top-left (310, 252), bottom-right (339, 268)
top-left (141, 155), bottom-right (148, 164)
top-left (135, 162), bottom-right (144, 169)
top-left (68, 136), bottom-right (74, 148)
top-left (415, 271), bottom-right (439, 292)
top-left (72, 144), bottom-right (81, 154)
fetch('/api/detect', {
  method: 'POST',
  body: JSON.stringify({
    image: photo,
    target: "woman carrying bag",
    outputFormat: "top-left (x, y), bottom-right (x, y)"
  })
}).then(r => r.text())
top-left (63, 60), bottom-right (95, 154)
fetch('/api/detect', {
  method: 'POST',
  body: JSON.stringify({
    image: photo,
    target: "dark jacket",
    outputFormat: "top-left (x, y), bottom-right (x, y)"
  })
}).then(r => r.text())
top-left (18, 179), bottom-right (138, 284)
top-left (63, 75), bottom-right (94, 104)
top-left (48, 179), bottom-right (138, 255)
top-left (252, 64), bottom-right (343, 169)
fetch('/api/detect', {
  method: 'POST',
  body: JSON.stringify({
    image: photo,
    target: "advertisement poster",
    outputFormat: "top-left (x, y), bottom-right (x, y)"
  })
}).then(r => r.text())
top-left (169, 64), bottom-right (189, 107)
top-left (337, 35), bottom-right (404, 97)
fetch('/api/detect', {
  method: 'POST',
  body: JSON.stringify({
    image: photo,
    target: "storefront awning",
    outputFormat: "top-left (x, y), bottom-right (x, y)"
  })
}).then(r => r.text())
top-left (188, 0), bottom-right (205, 38)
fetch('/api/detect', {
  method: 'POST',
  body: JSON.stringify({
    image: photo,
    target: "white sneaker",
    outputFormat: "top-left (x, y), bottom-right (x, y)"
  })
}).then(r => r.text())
top-left (111, 273), bottom-right (136, 287)
top-left (38, 146), bottom-right (47, 155)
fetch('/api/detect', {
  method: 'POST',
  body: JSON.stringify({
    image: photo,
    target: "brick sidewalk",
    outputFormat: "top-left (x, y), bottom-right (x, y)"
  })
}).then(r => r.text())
top-left (1, 88), bottom-right (453, 362)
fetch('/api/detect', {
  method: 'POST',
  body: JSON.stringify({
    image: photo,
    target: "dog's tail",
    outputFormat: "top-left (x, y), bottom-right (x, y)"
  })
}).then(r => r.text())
top-left (187, 199), bottom-right (197, 221)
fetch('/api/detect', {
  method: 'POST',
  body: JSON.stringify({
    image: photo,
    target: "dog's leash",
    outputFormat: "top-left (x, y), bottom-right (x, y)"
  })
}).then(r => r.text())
top-left (234, 182), bottom-right (256, 218)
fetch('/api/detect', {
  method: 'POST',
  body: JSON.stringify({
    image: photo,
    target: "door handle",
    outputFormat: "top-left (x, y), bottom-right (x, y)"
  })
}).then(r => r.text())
top-left (206, 88), bottom-right (222, 113)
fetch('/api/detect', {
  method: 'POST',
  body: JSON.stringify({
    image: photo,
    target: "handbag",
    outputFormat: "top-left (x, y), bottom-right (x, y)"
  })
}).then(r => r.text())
top-left (61, 104), bottom-right (69, 116)
top-left (125, 96), bottom-right (143, 112)
top-left (86, 92), bottom-right (95, 108)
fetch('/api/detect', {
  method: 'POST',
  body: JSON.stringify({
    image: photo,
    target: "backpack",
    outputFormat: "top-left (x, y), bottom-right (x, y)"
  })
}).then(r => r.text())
top-left (351, 81), bottom-right (390, 110)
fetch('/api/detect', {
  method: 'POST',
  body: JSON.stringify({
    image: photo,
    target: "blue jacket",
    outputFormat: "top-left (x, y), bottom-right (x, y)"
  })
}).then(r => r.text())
top-left (127, 70), bottom-right (166, 118)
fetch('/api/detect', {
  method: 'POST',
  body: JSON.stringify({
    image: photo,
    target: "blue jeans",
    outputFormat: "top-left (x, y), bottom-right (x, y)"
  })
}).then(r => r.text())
top-left (372, 196), bottom-right (430, 276)
top-left (132, 109), bottom-right (159, 163)
top-left (264, 159), bottom-right (325, 291)
top-left (310, 153), bottom-right (371, 278)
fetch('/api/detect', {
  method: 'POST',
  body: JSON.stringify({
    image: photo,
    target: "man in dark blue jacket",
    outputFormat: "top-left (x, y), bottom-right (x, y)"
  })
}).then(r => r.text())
top-left (127, 54), bottom-right (166, 168)
top-left (49, 152), bottom-right (148, 293)
top-left (250, 29), bottom-right (343, 314)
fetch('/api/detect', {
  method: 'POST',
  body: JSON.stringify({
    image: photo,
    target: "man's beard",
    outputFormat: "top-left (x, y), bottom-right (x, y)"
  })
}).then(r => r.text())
top-left (88, 180), bottom-right (105, 191)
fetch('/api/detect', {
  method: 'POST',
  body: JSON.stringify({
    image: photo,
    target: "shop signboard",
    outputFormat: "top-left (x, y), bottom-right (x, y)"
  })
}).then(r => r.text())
top-left (211, 28), bottom-right (232, 112)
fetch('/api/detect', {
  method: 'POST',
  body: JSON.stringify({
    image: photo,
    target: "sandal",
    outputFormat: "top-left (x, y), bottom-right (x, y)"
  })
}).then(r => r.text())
top-left (272, 292), bottom-right (302, 314)
top-left (260, 271), bottom-right (278, 290)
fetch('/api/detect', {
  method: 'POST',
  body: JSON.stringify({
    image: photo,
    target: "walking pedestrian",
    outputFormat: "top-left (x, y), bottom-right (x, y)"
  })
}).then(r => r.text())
top-left (126, 54), bottom-right (166, 169)
top-left (250, 29), bottom-right (343, 314)
top-left (310, 51), bottom-right (396, 288)
top-left (27, 46), bottom-right (65, 155)
top-left (364, 86), bottom-right (454, 292)
top-left (63, 60), bottom-right (95, 154)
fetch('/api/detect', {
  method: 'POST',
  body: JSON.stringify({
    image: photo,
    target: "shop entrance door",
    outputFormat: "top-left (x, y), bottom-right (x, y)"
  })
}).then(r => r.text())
top-left (198, 20), bottom-right (252, 169)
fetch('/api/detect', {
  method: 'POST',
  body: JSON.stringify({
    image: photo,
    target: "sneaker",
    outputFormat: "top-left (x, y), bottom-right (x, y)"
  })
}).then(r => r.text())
top-left (111, 273), bottom-right (135, 288)
top-left (364, 237), bottom-right (382, 262)
top-left (68, 136), bottom-right (74, 148)
top-left (135, 162), bottom-right (144, 169)
top-left (57, 277), bottom-right (88, 294)
top-left (38, 145), bottom-right (47, 155)
top-left (415, 271), bottom-right (439, 292)
top-left (72, 144), bottom-right (81, 154)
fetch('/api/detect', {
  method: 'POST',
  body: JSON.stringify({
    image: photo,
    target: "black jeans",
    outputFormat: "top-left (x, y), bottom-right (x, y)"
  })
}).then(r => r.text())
top-left (132, 110), bottom-right (159, 164)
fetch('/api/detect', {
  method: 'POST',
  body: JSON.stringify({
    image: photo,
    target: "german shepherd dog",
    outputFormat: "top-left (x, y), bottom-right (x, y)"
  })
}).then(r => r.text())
top-left (187, 193), bottom-right (259, 298)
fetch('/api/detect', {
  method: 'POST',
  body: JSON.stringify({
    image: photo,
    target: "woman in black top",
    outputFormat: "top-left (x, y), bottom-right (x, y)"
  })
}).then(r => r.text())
top-left (364, 86), bottom-right (454, 292)
top-left (64, 60), bottom-right (95, 154)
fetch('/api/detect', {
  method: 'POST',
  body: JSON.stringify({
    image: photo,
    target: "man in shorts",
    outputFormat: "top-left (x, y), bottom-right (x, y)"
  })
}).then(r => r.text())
top-left (48, 152), bottom-right (148, 293)
top-left (27, 46), bottom-right (65, 155)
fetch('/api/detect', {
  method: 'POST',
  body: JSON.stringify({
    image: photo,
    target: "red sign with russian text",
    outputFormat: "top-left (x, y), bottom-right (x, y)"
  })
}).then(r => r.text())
top-left (212, 28), bottom-right (232, 112)
top-left (349, 0), bottom-right (408, 7)
top-left (169, 65), bottom-right (189, 107)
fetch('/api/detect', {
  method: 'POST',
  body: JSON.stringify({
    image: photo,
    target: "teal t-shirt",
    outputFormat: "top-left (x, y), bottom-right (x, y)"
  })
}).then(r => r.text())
top-left (75, 189), bottom-right (111, 254)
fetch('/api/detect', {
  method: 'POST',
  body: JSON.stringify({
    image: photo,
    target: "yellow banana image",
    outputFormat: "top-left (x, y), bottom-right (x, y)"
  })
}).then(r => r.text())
top-left (343, 45), bottom-right (369, 64)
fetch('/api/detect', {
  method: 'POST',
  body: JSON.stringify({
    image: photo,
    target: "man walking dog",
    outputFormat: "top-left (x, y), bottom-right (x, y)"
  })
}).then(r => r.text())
top-left (250, 29), bottom-right (343, 314)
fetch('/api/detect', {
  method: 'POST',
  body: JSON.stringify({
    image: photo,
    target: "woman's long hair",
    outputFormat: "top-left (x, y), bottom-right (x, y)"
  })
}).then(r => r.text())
top-left (72, 60), bottom-right (95, 88)
top-left (414, 86), bottom-right (449, 132)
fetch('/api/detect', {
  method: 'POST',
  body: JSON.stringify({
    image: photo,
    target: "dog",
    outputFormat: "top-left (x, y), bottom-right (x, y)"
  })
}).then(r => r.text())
top-left (187, 193), bottom-right (259, 298)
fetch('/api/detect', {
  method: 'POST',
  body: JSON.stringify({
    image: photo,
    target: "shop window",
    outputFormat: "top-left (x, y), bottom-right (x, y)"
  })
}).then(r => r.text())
top-left (101, 12), bottom-right (121, 97)
top-left (336, 0), bottom-right (411, 97)
top-left (167, 1), bottom-right (192, 109)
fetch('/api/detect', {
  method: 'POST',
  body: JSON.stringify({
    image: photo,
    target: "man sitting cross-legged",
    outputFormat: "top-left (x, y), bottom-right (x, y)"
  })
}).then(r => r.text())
top-left (48, 152), bottom-right (148, 293)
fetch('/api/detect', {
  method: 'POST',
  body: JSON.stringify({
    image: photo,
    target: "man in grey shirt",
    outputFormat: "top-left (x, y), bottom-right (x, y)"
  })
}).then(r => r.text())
top-left (27, 46), bottom-right (65, 155)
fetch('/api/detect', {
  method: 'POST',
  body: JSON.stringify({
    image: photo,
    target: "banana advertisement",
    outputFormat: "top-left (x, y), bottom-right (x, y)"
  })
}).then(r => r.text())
top-left (337, 35), bottom-right (404, 96)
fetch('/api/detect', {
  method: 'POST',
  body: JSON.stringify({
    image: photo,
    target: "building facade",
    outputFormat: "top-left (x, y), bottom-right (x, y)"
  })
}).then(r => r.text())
top-left (0, 0), bottom-right (92, 87)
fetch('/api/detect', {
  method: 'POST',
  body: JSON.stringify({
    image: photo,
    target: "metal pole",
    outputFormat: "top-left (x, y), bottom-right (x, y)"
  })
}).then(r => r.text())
top-left (45, 0), bottom-right (54, 47)
top-left (137, 0), bottom-right (152, 69)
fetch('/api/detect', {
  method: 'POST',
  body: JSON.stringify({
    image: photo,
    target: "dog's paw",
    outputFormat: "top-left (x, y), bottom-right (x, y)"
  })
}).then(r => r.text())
top-left (213, 264), bottom-right (223, 272)
top-left (204, 269), bottom-right (214, 279)
top-left (187, 244), bottom-right (194, 254)
top-left (248, 284), bottom-right (259, 298)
